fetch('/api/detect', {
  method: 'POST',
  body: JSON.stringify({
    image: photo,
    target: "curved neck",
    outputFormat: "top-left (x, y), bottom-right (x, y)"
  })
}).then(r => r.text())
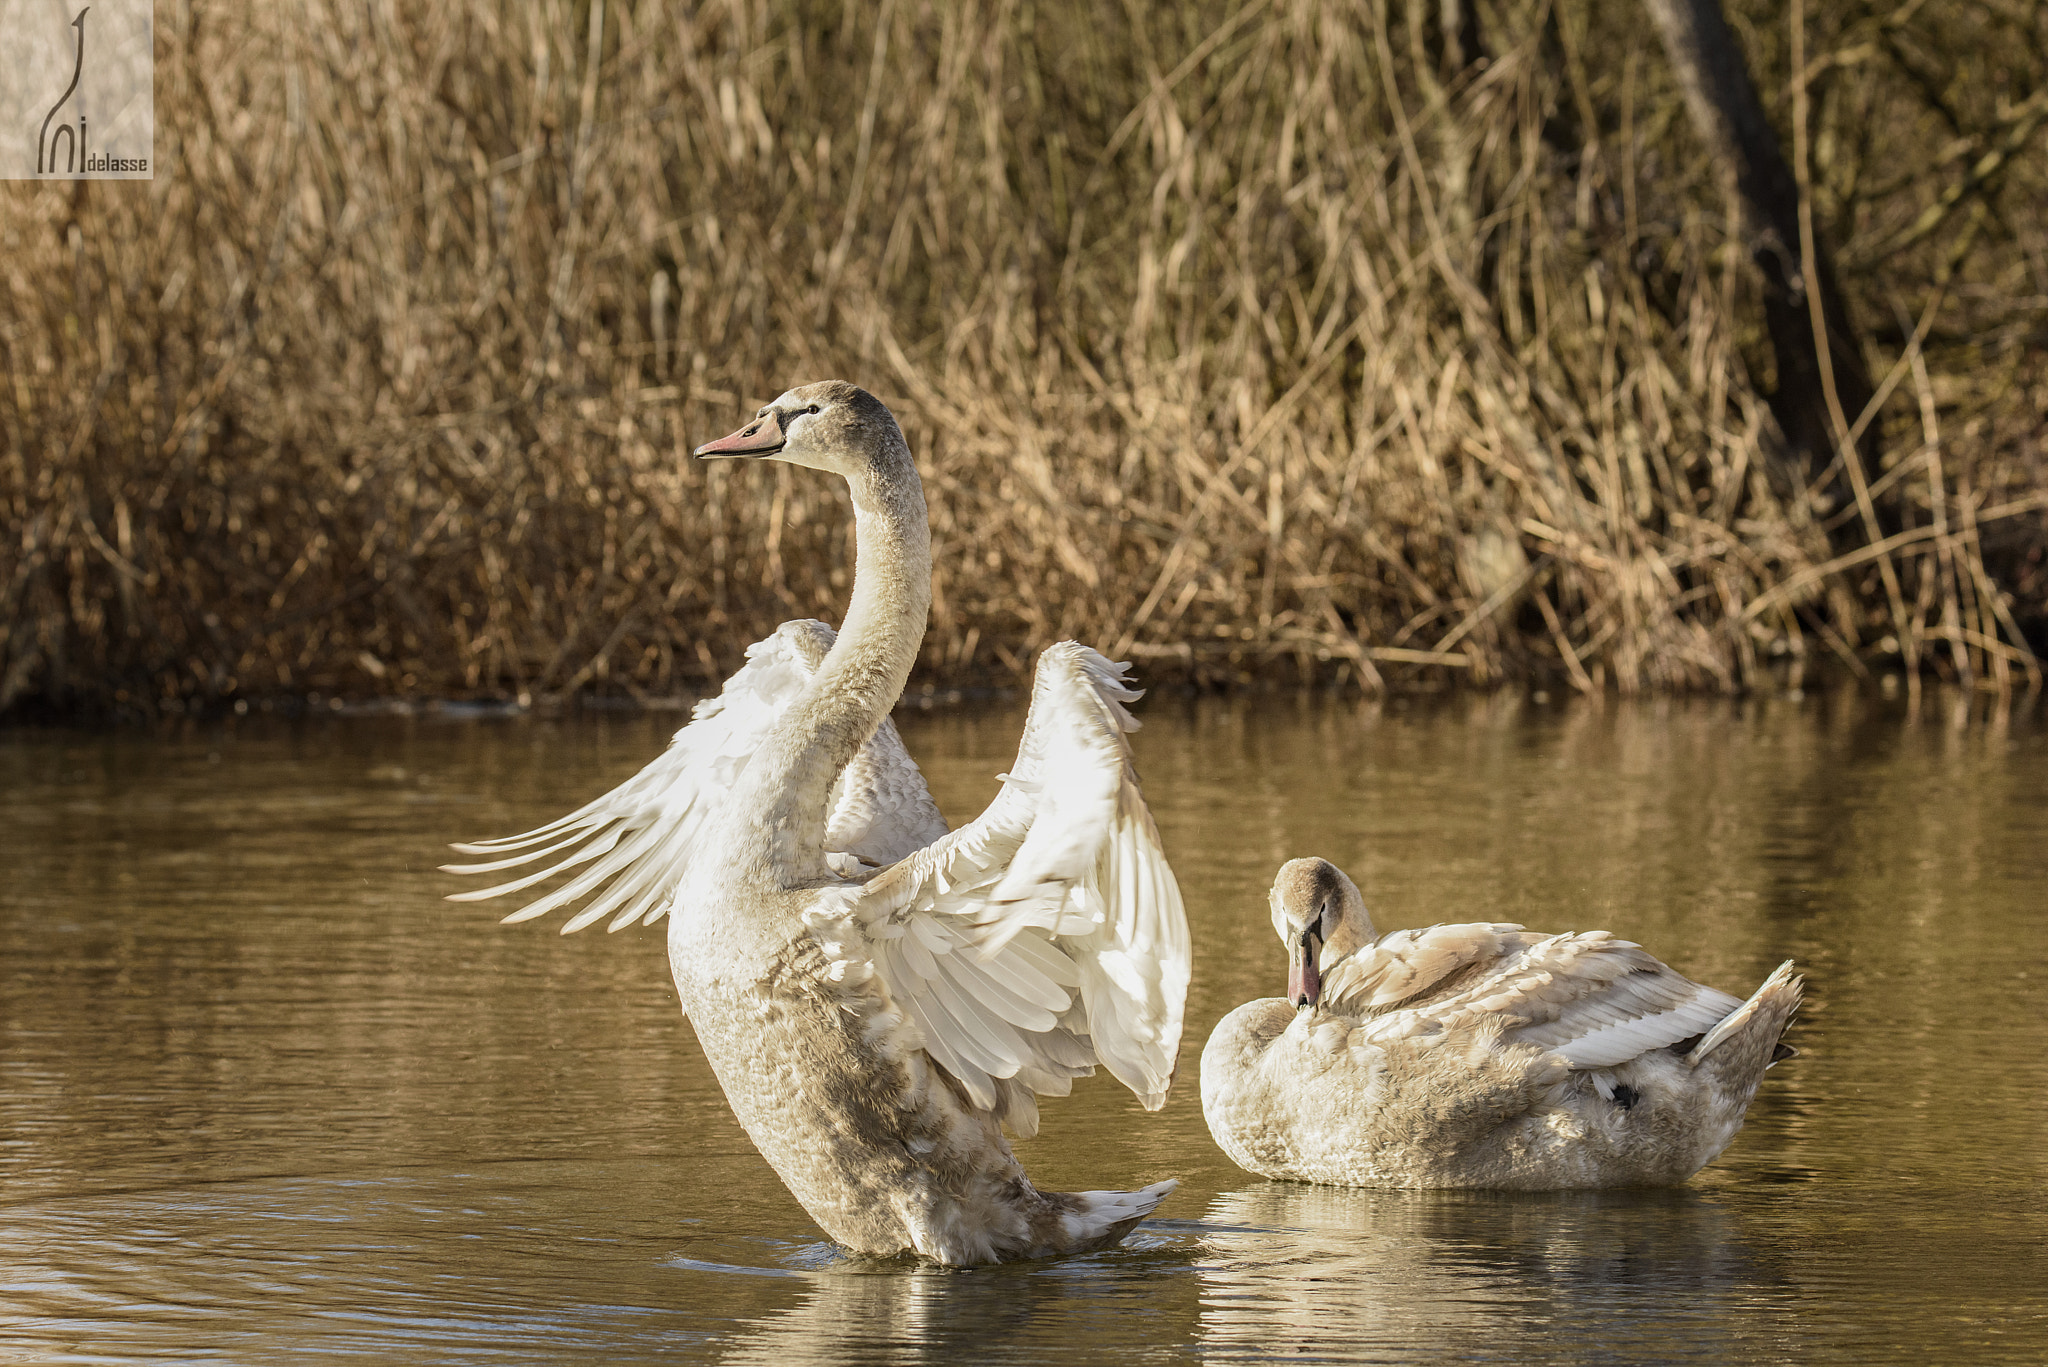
top-left (731, 455), bottom-right (932, 885)
top-left (1329, 901), bottom-right (1376, 960)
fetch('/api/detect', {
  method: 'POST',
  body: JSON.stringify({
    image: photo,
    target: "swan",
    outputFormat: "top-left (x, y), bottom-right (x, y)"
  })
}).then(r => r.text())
top-left (1201, 858), bottom-right (1800, 1189)
top-left (445, 381), bottom-right (1191, 1264)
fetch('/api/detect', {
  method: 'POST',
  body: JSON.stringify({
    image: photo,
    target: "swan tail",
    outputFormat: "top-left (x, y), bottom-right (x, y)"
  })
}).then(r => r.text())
top-left (1657, 961), bottom-right (1800, 1177)
top-left (1055, 1177), bottom-right (1177, 1252)
top-left (904, 1176), bottom-right (1176, 1264)
top-left (1689, 960), bottom-right (1802, 1077)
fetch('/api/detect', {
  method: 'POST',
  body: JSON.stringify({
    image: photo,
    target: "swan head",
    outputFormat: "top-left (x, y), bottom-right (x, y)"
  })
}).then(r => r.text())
top-left (1269, 857), bottom-right (1375, 1010)
top-left (693, 380), bottom-right (909, 479)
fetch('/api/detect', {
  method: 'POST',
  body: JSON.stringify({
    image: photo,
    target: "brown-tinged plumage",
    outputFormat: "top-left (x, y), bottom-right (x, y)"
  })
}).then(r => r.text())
top-left (1202, 858), bottom-right (1800, 1188)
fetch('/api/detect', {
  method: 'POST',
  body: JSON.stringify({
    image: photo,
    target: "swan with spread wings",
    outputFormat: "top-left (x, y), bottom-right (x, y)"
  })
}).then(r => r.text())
top-left (446, 382), bottom-right (1189, 1264)
top-left (1202, 858), bottom-right (1799, 1189)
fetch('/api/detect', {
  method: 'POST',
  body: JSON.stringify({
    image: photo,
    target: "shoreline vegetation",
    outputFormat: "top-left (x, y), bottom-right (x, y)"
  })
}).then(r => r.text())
top-left (4, 0), bottom-right (2045, 717)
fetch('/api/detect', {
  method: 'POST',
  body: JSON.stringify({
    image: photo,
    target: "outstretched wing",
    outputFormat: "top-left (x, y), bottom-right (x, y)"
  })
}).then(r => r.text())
top-left (442, 620), bottom-right (948, 933)
top-left (806, 644), bottom-right (1191, 1136)
top-left (1347, 927), bottom-right (1744, 1069)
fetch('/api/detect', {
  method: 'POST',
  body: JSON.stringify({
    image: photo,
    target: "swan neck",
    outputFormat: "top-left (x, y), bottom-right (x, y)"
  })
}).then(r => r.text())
top-left (834, 460), bottom-right (933, 707)
top-left (1326, 910), bottom-right (1374, 962)
top-left (742, 454), bottom-right (930, 883)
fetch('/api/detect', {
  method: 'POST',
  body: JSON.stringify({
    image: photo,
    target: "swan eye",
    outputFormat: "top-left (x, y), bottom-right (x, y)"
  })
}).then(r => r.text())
top-left (804, 404), bottom-right (821, 416)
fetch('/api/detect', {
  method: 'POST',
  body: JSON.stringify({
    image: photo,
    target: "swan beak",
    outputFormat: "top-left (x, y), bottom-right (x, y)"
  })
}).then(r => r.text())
top-left (694, 410), bottom-right (785, 458)
top-left (1288, 925), bottom-right (1322, 1010)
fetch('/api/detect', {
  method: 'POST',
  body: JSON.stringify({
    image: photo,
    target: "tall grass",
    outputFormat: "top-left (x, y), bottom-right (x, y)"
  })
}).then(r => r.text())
top-left (3, 0), bottom-right (2044, 713)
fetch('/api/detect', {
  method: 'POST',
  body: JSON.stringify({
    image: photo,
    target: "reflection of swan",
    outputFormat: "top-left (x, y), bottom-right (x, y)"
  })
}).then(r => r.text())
top-left (705, 1265), bottom-right (945, 1367)
top-left (1197, 1183), bottom-right (1763, 1361)
top-left (449, 382), bottom-right (1190, 1264)
top-left (711, 1265), bottom-right (999, 1366)
top-left (713, 1240), bottom-right (1202, 1367)
top-left (1202, 858), bottom-right (1800, 1187)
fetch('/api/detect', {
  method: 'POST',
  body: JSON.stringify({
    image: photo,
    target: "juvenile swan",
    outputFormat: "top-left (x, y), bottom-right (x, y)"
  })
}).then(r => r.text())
top-left (1201, 858), bottom-right (1800, 1189)
top-left (447, 383), bottom-right (1190, 1264)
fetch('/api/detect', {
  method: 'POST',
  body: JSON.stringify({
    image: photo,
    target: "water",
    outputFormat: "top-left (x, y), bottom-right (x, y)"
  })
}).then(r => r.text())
top-left (3, 691), bottom-right (2045, 1363)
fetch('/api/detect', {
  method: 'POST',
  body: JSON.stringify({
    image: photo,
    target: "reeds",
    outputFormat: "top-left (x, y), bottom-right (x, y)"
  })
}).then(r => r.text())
top-left (3, 0), bottom-right (2043, 713)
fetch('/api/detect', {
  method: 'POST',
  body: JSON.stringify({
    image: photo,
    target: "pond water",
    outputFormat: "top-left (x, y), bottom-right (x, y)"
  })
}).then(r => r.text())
top-left (2, 689), bottom-right (2045, 1364)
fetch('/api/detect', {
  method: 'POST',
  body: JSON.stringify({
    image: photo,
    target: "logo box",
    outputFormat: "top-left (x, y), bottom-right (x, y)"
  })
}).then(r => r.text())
top-left (2, 1), bottom-right (154, 180)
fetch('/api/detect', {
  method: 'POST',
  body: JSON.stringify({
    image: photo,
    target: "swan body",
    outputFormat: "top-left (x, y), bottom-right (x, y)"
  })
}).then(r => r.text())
top-left (1201, 858), bottom-right (1800, 1189)
top-left (448, 382), bottom-right (1189, 1264)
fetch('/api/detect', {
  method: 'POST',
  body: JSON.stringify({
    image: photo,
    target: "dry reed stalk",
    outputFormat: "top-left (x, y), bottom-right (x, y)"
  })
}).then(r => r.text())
top-left (1, 0), bottom-right (2043, 716)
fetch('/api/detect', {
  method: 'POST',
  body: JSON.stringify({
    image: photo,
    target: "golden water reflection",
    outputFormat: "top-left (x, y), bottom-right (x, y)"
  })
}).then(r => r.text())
top-left (0, 688), bottom-right (2043, 1363)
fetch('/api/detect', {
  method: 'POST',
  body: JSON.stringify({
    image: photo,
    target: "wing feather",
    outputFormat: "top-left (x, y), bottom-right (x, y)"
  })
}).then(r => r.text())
top-left (897, 922), bottom-right (942, 983)
top-left (924, 971), bottom-right (1026, 1078)
top-left (944, 949), bottom-right (1062, 1032)
top-left (895, 985), bottom-right (997, 1110)
top-left (807, 644), bottom-right (1191, 1122)
top-left (1001, 927), bottom-right (1085, 990)
top-left (1320, 922), bottom-right (1523, 1014)
top-left (443, 619), bottom-right (949, 932)
top-left (961, 944), bottom-right (1072, 1015)
top-left (1342, 925), bottom-right (1746, 1070)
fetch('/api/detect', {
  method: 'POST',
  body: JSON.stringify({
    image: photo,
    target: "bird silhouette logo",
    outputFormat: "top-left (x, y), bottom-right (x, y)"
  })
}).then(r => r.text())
top-left (36, 8), bottom-right (89, 176)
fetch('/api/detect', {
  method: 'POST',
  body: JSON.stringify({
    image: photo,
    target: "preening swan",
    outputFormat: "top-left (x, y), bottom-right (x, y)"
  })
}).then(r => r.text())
top-left (1202, 858), bottom-right (1800, 1189)
top-left (446, 382), bottom-right (1191, 1264)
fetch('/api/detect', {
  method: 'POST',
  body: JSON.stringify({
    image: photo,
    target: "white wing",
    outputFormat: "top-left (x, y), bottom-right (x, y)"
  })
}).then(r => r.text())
top-left (806, 644), bottom-right (1191, 1136)
top-left (1488, 933), bottom-right (1744, 1068)
top-left (1346, 927), bottom-right (1744, 1069)
top-left (442, 620), bottom-right (948, 933)
top-left (1320, 921), bottom-right (1528, 1013)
